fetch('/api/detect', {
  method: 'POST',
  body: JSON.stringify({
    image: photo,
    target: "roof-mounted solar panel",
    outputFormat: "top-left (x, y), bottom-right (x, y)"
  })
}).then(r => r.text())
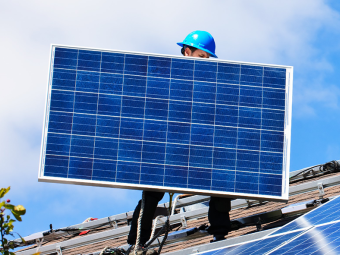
top-left (39, 45), bottom-right (293, 202)
top-left (271, 196), bottom-right (340, 235)
top-left (197, 230), bottom-right (304, 255)
top-left (269, 220), bottom-right (340, 254)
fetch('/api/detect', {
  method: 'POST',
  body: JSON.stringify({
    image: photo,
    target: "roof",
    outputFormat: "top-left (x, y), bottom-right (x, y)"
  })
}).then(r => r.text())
top-left (14, 160), bottom-right (340, 255)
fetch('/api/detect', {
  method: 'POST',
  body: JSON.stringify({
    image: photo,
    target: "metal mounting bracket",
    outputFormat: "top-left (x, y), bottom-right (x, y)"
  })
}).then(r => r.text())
top-left (35, 238), bottom-right (44, 254)
top-left (246, 200), bottom-right (266, 208)
top-left (56, 244), bottom-right (62, 255)
top-left (35, 238), bottom-right (44, 248)
top-left (108, 217), bottom-right (118, 229)
top-left (255, 216), bottom-right (262, 231)
top-left (318, 182), bottom-right (325, 199)
top-left (181, 216), bottom-right (188, 228)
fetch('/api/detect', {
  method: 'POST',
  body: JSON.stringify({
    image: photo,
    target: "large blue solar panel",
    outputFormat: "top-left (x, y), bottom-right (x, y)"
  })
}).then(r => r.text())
top-left (39, 46), bottom-right (293, 200)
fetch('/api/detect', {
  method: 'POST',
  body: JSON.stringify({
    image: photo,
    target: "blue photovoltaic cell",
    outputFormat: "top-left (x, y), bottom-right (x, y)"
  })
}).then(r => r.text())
top-left (272, 195), bottom-right (340, 235)
top-left (197, 198), bottom-right (340, 254)
top-left (41, 46), bottom-right (291, 199)
top-left (198, 230), bottom-right (303, 255)
top-left (271, 221), bottom-right (340, 255)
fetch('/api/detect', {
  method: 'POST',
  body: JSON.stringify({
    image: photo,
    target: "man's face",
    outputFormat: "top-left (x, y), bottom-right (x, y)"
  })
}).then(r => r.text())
top-left (184, 47), bottom-right (210, 58)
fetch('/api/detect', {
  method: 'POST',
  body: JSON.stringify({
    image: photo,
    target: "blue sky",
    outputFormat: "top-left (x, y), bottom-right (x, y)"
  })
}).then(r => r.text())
top-left (0, 0), bottom-right (340, 240)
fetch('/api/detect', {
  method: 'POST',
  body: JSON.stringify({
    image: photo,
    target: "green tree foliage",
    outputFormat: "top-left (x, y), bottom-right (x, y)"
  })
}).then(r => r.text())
top-left (0, 187), bottom-right (26, 255)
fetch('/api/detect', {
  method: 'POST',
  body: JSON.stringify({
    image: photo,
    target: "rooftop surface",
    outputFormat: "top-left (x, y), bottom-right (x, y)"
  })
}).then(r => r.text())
top-left (15, 160), bottom-right (340, 254)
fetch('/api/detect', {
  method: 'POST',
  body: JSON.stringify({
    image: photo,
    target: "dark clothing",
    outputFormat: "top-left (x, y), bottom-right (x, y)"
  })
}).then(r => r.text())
top-left (127, 191), bottom-right (165, 245)
top-left (127, 191), bottom-right (231, 245)
top-left (207, 196), bottom-right (231, 236)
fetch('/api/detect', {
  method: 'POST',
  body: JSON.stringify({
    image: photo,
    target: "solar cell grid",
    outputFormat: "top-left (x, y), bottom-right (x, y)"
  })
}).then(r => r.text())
top-left (272, 195), bottom-right (340, 235)
top-left (198, 230), bottom-right (303, 255)
top-left (271, 221), bottom-right (340, 255)
top-left (40, 46), bottom-right (293, 200)
top-left (187, 197), bottom-right (340, 255)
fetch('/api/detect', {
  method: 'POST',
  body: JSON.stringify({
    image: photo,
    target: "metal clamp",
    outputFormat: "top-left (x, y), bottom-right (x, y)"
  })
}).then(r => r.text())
top-left (171, 194), bottom-right (181, 215)
top-left (56, 244), bottom-right (62, 255)
top-left (246, 199), bottom-right (268, 208)
top-left (35, 238), bottom-right (44, 247)
top-left (246, 200), bottom-right (258, 208)
top-left (318, 182), bottom-right (325, 198)
top-left (35, 238), bottom-right (44, 254)
top-left (255, 216), bottom-right (262, 231)
top-left (108, 217), bottom-right (118, 229)
top-left (181, 216), bottom-right (188, 228)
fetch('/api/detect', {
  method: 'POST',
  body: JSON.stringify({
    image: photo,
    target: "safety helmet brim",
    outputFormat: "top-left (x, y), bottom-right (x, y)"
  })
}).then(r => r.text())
top-left (177, 42), bottom-right (218, 58)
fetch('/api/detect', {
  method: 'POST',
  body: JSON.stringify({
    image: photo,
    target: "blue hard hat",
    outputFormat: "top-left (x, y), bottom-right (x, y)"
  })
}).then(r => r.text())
top-left (177, 30), bottom-right (217, 58)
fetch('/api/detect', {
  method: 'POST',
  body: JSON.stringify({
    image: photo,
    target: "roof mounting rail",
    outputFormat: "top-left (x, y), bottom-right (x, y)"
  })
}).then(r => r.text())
top-left (289, 160), bottom-right (340, 183)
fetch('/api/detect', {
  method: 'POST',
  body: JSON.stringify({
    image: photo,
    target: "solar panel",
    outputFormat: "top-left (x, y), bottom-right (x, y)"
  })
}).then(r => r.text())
top-left (197, 230), bottom-right (303, 255)
top-left (270, 220), bottom-right (340, 254)
top-left (271, 195), bottom-right (340, 235)
top-left (198, 197), bottom-right (340, 254)
top-left (39, 46), bottom-right (293, 201)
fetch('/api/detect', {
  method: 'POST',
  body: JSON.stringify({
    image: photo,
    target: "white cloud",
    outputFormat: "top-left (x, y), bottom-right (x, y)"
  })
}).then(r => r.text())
top-left (293, 76), bottom-right (340, 117)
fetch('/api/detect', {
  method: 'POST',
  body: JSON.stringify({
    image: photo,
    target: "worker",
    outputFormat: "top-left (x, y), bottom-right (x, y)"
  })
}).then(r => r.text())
top-left (127, 31), bottom-right (232, 255)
